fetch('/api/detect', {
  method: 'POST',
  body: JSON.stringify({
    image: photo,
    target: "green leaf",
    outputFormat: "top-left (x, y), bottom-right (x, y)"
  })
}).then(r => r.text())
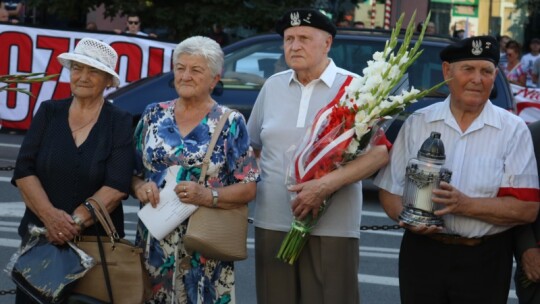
top-left (0, 72), bottom-right (59, 97)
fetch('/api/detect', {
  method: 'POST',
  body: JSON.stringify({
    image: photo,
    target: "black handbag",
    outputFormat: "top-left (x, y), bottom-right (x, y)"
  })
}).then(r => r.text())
top-left (10, 227), bottom-right (95, 304)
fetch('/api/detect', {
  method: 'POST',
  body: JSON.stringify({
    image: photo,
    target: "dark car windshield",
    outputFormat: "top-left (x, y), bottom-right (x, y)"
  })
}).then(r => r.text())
top-left (106, 32), bottom-right (513, 124)
top-left (221, 35), bottom-right (449, 97)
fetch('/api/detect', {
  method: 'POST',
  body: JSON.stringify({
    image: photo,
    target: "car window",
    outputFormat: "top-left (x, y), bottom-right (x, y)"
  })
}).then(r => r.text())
top-left (221, 35), bottom-right (451, 97)
top-left (222, 40), bottom-right (285, 90)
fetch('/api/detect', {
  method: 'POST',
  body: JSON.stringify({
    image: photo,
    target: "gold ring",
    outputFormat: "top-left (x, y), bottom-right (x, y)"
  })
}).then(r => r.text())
top-left (183, 186), bottom-right (186, 191)
top-left (146, 189), bottom-right (152, 193)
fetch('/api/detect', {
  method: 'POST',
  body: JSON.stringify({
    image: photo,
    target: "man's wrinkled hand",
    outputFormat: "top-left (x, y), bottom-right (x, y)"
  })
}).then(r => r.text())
top-left (288, 179), bottom-right (329, 220)
top-left (433, 181), bottom-right (468, 216)
top-left (522, 248), bottom-right (540, 282)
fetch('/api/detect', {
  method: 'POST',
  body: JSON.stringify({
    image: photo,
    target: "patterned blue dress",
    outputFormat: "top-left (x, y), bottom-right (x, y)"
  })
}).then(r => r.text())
top-left (134, 99), bottom-right (259, 304)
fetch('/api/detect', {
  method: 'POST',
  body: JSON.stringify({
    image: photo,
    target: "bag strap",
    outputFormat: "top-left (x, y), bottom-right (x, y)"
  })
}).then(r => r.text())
top-left (198, 109), bottom-right (235, 184)
top-left (87, 197), bottom-right (120, 241)
top-left (84, 201), bottom-right (114, 304)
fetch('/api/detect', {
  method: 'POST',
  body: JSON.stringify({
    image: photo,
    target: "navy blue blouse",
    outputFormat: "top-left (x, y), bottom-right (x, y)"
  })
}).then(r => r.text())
top-left (12, 98), bottom-right (134, 238)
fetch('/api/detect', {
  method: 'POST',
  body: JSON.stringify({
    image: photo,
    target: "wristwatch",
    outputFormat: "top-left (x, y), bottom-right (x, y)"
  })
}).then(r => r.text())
top-left (211, 189), bottom-right (219, 208)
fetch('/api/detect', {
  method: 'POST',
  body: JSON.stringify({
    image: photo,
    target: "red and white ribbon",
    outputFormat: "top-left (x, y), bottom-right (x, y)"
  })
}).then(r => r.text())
top-left (294, 76), bottom-right (354, 182)
top-left (371, 0), bottom-right (377, 29)
top-left (384, 0), bottom-right (392, 30)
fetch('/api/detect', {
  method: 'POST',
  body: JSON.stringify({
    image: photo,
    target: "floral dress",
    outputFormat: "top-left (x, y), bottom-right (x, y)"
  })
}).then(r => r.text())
top-left (504, 62), bottom-right (525, 85)
top-left (134, 99), bottom-right (259, 304)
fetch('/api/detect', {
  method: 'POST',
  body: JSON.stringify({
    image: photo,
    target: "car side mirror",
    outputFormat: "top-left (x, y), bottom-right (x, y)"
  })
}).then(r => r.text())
top-left (212, 81), bottom-right (224, 96)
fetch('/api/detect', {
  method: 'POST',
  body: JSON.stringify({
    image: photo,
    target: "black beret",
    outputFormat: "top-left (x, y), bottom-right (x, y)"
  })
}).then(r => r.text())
top-left (275, 8), bottom-right (336, 38)
top-left (440, 36), bottom-right (499, 65)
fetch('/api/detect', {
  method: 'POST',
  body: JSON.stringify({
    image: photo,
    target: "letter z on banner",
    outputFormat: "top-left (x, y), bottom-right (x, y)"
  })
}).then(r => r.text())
top-left (0, 24), bottom-right (176, 130)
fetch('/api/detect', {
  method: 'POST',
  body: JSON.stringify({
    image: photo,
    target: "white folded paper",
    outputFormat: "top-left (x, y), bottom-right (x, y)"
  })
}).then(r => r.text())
top-left (137, 166), bottom-right (198, 240)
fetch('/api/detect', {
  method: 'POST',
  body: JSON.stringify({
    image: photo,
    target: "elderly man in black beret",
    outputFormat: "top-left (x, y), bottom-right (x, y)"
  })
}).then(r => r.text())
top-left (247, 8), bottom-right (390, 304)
top-left (375, 35), bottom-right (540, 304)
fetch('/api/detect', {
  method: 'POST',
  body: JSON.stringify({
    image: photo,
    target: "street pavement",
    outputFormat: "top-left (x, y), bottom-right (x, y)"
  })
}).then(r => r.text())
top-left (0, 130), bottom-right (519, 303)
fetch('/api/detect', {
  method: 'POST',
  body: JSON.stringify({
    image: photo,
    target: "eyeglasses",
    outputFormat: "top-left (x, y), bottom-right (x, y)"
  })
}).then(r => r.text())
top-left (127, 21), bottom-right (139, 25)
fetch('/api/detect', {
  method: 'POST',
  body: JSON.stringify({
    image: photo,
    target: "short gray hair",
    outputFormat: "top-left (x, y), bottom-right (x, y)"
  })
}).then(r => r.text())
top-left (173, 36), bottom-right (224, 77)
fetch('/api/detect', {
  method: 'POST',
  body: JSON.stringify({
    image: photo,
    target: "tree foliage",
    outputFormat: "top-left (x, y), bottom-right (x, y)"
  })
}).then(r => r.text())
top-left (515, 0), bottom-right (540, 13)
top-left (515, 0), bottom-right (540, 46)
top-left (26, 0), bottom-right (328, 41)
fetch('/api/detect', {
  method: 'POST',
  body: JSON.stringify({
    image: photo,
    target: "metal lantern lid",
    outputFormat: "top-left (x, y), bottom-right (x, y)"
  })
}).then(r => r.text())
top-left (417, 132), bottom-right (446, 163)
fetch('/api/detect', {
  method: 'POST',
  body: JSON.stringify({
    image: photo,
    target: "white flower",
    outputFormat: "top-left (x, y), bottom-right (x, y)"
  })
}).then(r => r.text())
top-left (328, 13), bottom-right (437, 150)
top-left (355, 109), bottom-right (368, 124)
top-left (399, 52), bottom-right (410, 66)
top-left (389, 95), bottom-right (405, 105)
top-left (360, 93), bottom-right (376, 108)
top-left (372, 51), bottom-right (384, 61)
top-left (373, 61), bottom-right (390, 76)
top-left (379, 99), bottom-right (394, 110)
top-left (388, 65), bottom-right (401, 82)
top-left (348, 77), bottom-right (364, 91)
top-left (369, 105), bottom-right (382, 117)
top-left (405, 87), bottom-right (420, 97)
top-left (364, 74), bottom-right (383, 92)
top-left (346, 138), bottom-right (359, 155)
top-left (354, 122), bottom-right (369, 138)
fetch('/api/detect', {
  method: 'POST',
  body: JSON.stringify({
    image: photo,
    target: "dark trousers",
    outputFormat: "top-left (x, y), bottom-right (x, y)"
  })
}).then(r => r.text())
top-left (399, 229), bottom-right (513, 304)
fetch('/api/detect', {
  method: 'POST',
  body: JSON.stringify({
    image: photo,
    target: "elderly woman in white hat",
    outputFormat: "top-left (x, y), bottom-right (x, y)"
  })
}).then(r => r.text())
top-left (11, 38), bottom-right (134, 302)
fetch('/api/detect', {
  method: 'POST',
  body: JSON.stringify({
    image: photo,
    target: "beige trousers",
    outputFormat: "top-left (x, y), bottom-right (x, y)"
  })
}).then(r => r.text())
top-left (255, 228), bottom-right (360, 304)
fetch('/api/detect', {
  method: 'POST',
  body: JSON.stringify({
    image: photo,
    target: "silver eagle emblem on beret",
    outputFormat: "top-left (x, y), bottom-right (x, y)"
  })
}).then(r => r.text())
top-left (471, 39), bottom-right (482, 56)
top-left (291, 12), bottom-right (301, 26)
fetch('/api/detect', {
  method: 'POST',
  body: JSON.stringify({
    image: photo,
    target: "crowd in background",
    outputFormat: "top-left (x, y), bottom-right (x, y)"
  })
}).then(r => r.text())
top-left (499, 36), bottom-right (540, 88)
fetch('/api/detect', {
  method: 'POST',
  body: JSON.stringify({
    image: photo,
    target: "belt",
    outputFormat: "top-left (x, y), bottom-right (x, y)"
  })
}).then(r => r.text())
top-left (427, 233), bottom-right (499, 247)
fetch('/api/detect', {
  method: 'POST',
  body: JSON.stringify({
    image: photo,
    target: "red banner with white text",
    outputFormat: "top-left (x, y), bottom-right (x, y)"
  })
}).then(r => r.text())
top-left (513, 84), bottom-right (540, 124)
top-left (0, 24), bottom-right (177, 130)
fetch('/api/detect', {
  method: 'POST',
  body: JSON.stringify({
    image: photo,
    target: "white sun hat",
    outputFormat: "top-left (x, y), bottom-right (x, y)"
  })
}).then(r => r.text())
top-left (57, 38), bottom-right (120, 87)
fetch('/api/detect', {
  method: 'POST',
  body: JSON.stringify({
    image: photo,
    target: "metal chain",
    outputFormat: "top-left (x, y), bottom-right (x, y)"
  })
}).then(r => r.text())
top-left (248, 218), bottom-right (402, 231)
top-left (0, 167), bottom-right (400, 230)
top-left (0, 289), bottom-right (16, 295)
top-left (361, 224), bottom-right (402, 231)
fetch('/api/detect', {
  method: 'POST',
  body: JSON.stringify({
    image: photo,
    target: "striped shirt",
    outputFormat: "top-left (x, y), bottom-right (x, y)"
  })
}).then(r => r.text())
top-left (375, 97), bottom-right (539, 237)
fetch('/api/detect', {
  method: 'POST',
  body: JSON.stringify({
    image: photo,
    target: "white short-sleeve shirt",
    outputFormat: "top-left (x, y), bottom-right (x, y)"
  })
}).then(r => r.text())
top-left (375, 97), bottom-right (539, 237)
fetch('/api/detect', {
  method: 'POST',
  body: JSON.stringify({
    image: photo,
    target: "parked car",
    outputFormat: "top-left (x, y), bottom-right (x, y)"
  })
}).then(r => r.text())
top-left (106, 30), bottom-right (515, 140)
